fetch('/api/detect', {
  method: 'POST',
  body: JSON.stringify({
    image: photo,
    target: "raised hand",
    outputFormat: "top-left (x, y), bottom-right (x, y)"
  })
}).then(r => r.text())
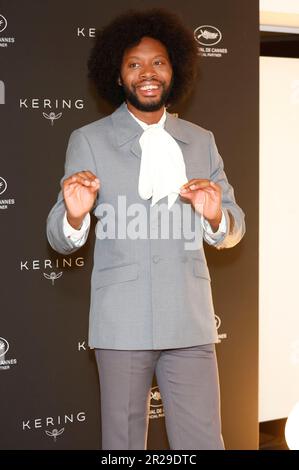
top-left (179, 179), bottom-right (222, 232)
top-left (63, 171), bottom-right (100, 229)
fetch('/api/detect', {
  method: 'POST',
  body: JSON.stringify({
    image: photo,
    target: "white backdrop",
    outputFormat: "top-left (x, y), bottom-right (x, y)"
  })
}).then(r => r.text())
top-left (260, 0), bottom-right (299, 32)
top-left (260, 0), bottom-right (299, 14)
top-left (259, 56), bottom-right (299, 421)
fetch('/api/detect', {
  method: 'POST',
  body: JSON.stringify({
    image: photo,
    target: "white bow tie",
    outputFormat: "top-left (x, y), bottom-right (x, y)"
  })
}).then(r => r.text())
top-left (137, 116), bottom-right (188, 210)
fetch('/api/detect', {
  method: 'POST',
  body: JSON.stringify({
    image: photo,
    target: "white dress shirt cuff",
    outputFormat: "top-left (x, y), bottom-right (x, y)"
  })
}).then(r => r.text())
top-left (63, 211), bottom-right (90, 245)
top-left (201, 210), bottom-right (226, 244)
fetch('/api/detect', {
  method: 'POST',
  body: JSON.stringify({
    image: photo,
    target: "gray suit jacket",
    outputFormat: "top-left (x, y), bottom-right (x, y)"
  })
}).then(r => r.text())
top-left (47, 103), bottom-right (245, 350)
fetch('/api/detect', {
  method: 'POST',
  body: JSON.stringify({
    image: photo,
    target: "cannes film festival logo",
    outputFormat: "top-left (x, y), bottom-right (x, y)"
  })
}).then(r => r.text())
top-left (0, 337), bottom-right (17, 370)
top-left (215, 314), bottom-right (227, 343)
top-left (0, 337), bottom-right (9, 359)
top-left (0, 14), bottom-right (7, 33)
top-left (43, 111), bottom-right (62, 126)
top-left (43, 271), bottom-right (63, 285)
top-left (45, 428), bottom-right (65, 442)
top-left (215, 315), bottom-right (221, 330)
top-left (149, 386), bottom-right (164, 419)
top-left (0, 177), bottom-right (7, 195)
top-left (0, 81), bottom-right (4, 104)
top-left (194, 25), bottom-right (222, 46)
top-left (150, 386), bottom-right (162, 408)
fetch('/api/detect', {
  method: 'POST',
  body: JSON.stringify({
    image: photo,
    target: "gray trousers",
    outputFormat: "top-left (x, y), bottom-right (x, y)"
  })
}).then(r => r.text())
top-left (95, 344), bottom-right (225, 450)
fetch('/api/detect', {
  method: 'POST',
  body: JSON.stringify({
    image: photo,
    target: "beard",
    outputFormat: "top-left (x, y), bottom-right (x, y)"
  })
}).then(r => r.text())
top-left (120, 77), bottom-right (173, 112)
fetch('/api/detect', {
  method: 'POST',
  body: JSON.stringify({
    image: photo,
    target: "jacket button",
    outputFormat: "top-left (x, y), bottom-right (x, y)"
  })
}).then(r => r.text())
top-left (152, 255), bottom-right (161, 264)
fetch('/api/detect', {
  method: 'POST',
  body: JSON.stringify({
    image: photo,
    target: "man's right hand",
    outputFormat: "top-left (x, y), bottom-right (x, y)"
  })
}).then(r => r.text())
top-left (63, 171), bottom-right (100, 229)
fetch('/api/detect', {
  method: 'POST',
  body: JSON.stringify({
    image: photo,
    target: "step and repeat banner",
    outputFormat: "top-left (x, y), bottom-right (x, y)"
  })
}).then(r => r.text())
top-left (0, 0), bottom-right (259, 449)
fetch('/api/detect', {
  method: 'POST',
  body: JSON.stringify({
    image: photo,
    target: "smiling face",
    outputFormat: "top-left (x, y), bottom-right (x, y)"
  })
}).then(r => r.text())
top-left (119, 36), bottom-right (173, 113)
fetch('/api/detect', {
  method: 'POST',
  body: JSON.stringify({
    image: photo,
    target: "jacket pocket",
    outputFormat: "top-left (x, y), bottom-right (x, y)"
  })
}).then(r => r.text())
top-left (193, 258), bottom-right (211, 281)
top-left (95, 262), bottom-right (139, 289)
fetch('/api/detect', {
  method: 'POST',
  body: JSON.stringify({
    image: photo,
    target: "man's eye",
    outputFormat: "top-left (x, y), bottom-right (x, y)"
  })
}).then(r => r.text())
top-left (154, 60), bottom-right (163, 65)
top-left (129, 63), bottom-right (139, 68)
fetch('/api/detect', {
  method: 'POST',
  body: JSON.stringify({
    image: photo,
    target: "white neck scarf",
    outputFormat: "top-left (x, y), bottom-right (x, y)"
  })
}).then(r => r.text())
top-left (127, 106), bottom-right (188, 210)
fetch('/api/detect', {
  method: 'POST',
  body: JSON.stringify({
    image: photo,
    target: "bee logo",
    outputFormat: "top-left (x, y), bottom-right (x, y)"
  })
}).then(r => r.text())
top-left (45, 428), bottom-right (65, 442)
top-left (43, 111), bottom-right (63, 126)
top-left (43, 271), bottom-right (63, 286)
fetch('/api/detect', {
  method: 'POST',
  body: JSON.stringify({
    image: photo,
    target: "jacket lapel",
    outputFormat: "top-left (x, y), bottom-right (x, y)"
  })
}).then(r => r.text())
top-left (111, 102), bottom-right (190, 160)
top-left (164, 112), bottom-right (190, 144)
top-left (111, 102), bottom-right (143, 159)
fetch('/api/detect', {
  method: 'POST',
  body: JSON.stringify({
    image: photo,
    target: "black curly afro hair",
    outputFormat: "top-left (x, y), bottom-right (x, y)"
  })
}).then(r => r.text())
top-left (87, 8), bottom-right (198, 107)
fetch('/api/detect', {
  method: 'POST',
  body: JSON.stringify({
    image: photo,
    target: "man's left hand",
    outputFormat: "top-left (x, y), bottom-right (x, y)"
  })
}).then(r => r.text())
top-left (179, 179), bottom-right (222, 232)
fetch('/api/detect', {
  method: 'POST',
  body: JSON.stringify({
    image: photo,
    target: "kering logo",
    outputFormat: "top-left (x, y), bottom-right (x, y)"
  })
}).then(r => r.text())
top-left (149, 386), bottom-right (164, 420)
top-left (0, 80), bottom-right (4, 104)
top-left (0, 337), bottom-right (18, 371)
top-left (43, 111), bottom-right (62, 126)
top-left (22, 411), bottom-right (87, 441)
top-left (78, 340), bottom-right (87, 351)
top-left (19, 98), bottom-right (84, 125)
top-left (43, 271), bottom-right (63, 286)
top-left (45, 428), bottom-right (65, 442)
top-left (0, 14), bottom-right (7, 32)
top-left (194, 25), bottom-right (222, 46)
top-left (20, 257), bottom-right (85, 285)
top-left (0, 176), bottom-right (7, 195)
top-left (76, 27), bottom-right (96, 38)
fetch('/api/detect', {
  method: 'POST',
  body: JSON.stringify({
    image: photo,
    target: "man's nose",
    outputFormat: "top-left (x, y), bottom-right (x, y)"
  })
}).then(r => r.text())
top-left (139, 64), bottom-right (157, 79)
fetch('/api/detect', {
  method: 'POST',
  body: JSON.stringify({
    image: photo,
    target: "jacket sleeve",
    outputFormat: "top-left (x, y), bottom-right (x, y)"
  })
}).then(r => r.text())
top-left (205, 131), bottom-right (245, 249)
top-left (46, 129), bottom-right (98, 254)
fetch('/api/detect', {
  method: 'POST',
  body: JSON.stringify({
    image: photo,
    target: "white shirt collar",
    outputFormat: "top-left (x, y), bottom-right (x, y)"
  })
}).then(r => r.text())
top-left (124, 103), bottom-right (187, 210)
top-left (125, 103), bottom-right (166, 130)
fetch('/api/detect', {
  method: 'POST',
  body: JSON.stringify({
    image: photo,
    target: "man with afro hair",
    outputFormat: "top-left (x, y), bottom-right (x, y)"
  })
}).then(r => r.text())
top-left (47, 8), bottom-right (245, 450)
